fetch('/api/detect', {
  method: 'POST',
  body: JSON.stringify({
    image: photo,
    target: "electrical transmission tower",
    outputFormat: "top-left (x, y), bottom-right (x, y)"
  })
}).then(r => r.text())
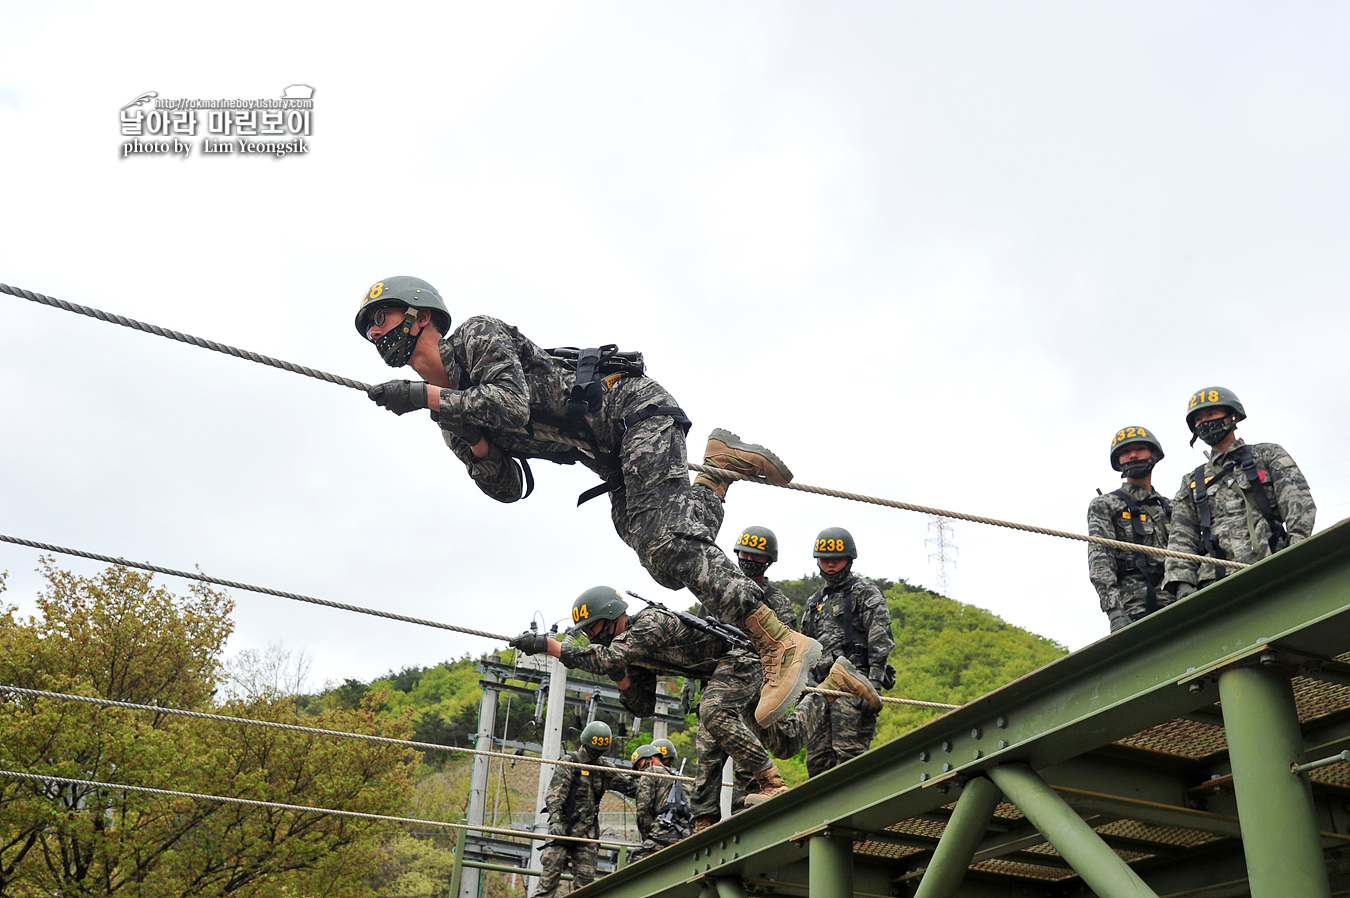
top-left (926, 516), bottom-right (958, 596)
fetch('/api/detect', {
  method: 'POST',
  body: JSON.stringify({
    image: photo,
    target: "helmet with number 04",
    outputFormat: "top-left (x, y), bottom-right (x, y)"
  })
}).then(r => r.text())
top-left (1109, 426), bottom-right (1164, 472)
top-left (570, 586), bottom-right (627, 633)
top-left (579, 720), bottom-right (613, 754)
top-left (1184, 386), bottom-right (1246, 431)
top-left (734, 525), bottom-right (778, 562)
top-left (354, 276), bottom-right (452, 340)
top-left (813, 527), bottom-right (857, 559)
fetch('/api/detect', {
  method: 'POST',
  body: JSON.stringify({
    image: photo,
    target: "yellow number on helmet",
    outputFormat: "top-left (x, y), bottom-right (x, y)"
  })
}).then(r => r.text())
top-left (1208, 390), bottom-right (1218, 402)
top-left (367, 282), bottom-right (384, 301)
top-left (573, 604), bottom-right (589, 623)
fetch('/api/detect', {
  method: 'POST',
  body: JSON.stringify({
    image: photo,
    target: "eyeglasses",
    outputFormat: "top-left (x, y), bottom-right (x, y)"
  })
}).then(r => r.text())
top-left (365, 305), bottom-right (410, 339)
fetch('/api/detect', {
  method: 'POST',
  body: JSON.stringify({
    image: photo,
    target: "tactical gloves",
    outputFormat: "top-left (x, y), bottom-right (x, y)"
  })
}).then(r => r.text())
top-left (1172, 583), bottom-right (1198, 600)
top-left (548, 821), bottom-right (568, 837)
top-left (367, 380), bottom-right (428, 415)
top-left (511, 630), bottom-right (550, 656)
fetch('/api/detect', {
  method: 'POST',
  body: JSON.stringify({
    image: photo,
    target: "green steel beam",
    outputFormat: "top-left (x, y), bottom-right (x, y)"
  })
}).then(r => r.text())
top-left (449, 825), bottom-right (468, 898)
top-left (1218, 664), bottom-right (1331, 898)
top-left (576, 521), bottom-right (1350, 898)
top-left (808, 832), bottom-right (852, 898)
top-left (987, 764), bottom-right (1159, 898)
top-left (912, 776), bottom-right (1001, 898)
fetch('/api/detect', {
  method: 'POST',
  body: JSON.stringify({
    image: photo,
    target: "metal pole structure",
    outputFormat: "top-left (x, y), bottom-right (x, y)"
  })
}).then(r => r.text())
top-left (448, 824), bottom-right (468, 898)
top-left (462, 671), bottom-right (498, 898)
top-left (987, 764), bottom-right (1159, 898)
top-left (1218, 663), bottom-right (1332, 898)
top-left (912, 776), bottom-right (1002, 898)
top-left (653, 681), bottom-right (669, 741)
top-left (529, 654), bottom-right (570, 886)
top-left (808, 830), bottom-right (853, 898)
top-left (719, 758), bottom-right (734, 819)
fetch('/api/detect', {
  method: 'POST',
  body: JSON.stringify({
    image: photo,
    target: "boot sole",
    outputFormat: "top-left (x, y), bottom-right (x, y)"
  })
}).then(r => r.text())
top-left (832, 657), bottom-right (882, 709)
top-left (707, 427), bottom-right (794, 483)
top-left (755, 635), bottom-right (821, 726)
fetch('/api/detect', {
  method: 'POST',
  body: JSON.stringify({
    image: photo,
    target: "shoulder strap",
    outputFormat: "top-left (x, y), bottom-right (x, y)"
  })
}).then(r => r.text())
top-left (1110, 489), bottom-right (1159, 613)
top-left (1236, 444), bottom-right (1287, 552)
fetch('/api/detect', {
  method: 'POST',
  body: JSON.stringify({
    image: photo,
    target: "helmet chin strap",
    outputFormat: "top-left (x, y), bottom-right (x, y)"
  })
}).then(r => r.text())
top-left (375, 309), bottom-right (422, 368)
top-left (822, 560), bottom-right (852, 586)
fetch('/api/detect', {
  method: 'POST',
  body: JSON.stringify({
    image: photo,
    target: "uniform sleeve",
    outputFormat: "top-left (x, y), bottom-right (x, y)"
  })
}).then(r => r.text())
top-left (1266, 444), bottom-right (1317, 544)
top-left (617, 667), bottom-right (659, 717)
top-left (764, 587), bottom-right (798, 629)
top-left (435, 318), bottom-right (532, 432)
top-left (1087, 497), bottom-right (1123, 613)
top-left (560, 626), bottom-right (650, 680)
top-left (1163, 477), bottom-right (1201, 588)
top-left (545, 765), bottom-right (573, 820)
top-left (860, 584), bottom-right (895, 682)
top-left (635, 776), bottom-right (656, 836)
top-left (604, 763), bottom-right (639, 799)
top-left (441, 427), bottom-right (526, 503)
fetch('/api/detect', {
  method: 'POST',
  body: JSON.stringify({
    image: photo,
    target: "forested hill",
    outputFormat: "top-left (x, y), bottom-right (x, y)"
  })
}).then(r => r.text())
top-left (309, 575), bottom-right (1068, 753)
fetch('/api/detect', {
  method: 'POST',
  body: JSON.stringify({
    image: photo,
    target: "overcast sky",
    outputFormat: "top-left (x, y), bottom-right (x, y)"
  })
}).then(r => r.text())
top-left (2, 1), bottom-right (1347, 695)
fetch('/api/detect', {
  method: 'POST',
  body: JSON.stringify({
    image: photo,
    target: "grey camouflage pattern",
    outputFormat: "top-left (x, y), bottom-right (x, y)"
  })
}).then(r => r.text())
top-left (804, 694), bottom-right (877, 777)
top-left (535, 753), bottom-right (635, 898)
top-left (630, 765), bottom-right (686, 861)
top-left (1163, 439), bottom-right (1316, 588)
top-left (1086, 482), bottom-right (1172, 620)
top-left (430, 316), bottom-right (765, 627)
top-left (799, 576), bottom-right (894, 684)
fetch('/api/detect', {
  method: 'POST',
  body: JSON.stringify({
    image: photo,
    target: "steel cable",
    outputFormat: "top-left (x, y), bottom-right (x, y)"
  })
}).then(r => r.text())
top-left (0, 770), bottom-right (634, 846)
top-left (4, 282), bottom-right (1245, 571)
top-left (0, 684), bottom-right (694, 783)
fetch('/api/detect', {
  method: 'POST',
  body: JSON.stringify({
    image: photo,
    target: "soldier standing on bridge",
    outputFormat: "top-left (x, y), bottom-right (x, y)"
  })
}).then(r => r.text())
top-left (356, 276), bottom-right (819, 725)
top-left (628, 742), bottom-right (690, 862)
top-left (1087, 426), bottom-right (1173, 632)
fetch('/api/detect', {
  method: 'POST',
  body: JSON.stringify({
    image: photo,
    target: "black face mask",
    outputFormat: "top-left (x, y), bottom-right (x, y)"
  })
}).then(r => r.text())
top-left (1192, 417), bottom-right (1235, 447)
top-left (1120, 458), bottom-right (1155, 480)
top-left (588, 621), bottom-right (616, 647)
top-left (373, 310), bottom-right (420, 368)
top-left (738, 557), bottom-right (770, 579)
top-left (821, 560), bottom-right (852, 587)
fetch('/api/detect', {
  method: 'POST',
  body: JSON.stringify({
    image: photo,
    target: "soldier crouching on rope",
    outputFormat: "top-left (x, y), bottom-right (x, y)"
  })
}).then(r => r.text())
top-left (1087, 426), bottom-right (1172, 632)
top-left (511, 587), bottom-right (878, 817)
top-left (533, 722), bottom-right (634, 898)
top-left (356, 275), bottom-right (819, 726)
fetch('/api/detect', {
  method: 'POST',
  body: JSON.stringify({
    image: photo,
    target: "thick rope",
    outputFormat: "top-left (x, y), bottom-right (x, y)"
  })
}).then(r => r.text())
top-left (690, 464), bottom-right (1248, 571)
top-left (0, 533), bottom-right (511, 642)
top-left (4, 283), bottom-right (1244, 571)
top-left (0, 684), bottom-right (693, 783)
top-left (0, 770), bottom-right (634, 846)
top-left (1, 283), bottom-right (370, 392)
top-left (804, 686), bottom-right (958, 710)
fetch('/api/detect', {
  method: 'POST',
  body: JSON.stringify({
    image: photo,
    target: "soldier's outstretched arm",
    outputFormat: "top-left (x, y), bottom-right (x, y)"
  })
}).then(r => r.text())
top-left (436, 317), bottom-right (532, 433)
top-left (1163, 478), bottom-right (1201, 589)
top-left (444, 432), bottom-right (526, 503)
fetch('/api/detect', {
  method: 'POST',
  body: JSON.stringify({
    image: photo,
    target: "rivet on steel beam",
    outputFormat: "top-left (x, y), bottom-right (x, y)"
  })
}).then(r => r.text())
top-left (732, 835), bottom-right (739, 844)
top-left (919, 750), bottom-right (929, 762)
top-left (998, 739), bottom-right (1009, 749)
top-left (1189, 682), bottom-right (1204, 693)
top-left (941, 740), bottom-right (952, 753)
top-left (720, 840), bottom-right (726, 850)
top-left (1259, 651), bottom-right (1278, 665)
top-left (943, 762), bottom-right (953, 772)
top-left (971, 727), bottom-right (982, 740)
top-left (920, 772), bottom-right (929, 782)
top-left (996, 715), bottom-right (1008, 728)
top-left (973, 749), bottom-right (983, 759)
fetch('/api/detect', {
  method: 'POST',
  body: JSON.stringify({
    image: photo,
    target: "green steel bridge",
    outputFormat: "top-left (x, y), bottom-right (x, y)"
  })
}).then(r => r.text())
top-left (572, 518), bottom-right (1350, 898)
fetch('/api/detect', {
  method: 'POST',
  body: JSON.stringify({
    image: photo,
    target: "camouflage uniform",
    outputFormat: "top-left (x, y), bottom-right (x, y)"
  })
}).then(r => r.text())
top-left (1164, 439), bottom-right (1316, 589)
top-left (432, 317), bottom-right (765, 628)
top-left (535, 753), bottom-right (635, 898)
top-left (1087, 483), bottom-right (1173, 630)
top-left (798, 575), bottom-right (894, 776)
top-left (630, 765), bottom-right (690, 862)
top-left (692, 585), bottom-right (797, 819)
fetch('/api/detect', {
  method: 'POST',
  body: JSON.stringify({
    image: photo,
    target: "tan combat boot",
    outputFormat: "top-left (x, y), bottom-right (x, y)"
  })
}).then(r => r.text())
top-left (816, 657), bottom-right (882, 709)
top-left (692, 427), bottom-right (794, 500)
top-left (746, 605), bottom-right (821, 726)
top-left (742, 765), bottom-right (791, 807)
top-left (693, 814), bottom-right (719, 834)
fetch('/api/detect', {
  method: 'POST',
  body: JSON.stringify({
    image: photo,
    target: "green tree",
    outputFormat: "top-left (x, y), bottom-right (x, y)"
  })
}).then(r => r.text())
top-left (0, 561), bottom-right (416, 897)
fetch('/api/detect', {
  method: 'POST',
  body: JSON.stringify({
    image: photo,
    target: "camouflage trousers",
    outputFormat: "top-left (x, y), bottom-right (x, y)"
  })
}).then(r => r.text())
top-left (629, 830), bottom-right (684, 863)
top-left (692, 656), bottom-right (775, 818)
top-left (534, 840), bottom-right (598, 898)
top-left (607, 416), bottom-right (764, 629)
top-left (805, 696), bottom-right (877, 777)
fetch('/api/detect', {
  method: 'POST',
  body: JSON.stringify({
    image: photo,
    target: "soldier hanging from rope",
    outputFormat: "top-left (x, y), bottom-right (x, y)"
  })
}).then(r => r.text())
top-left (356, 276), bottom-right (818, 726)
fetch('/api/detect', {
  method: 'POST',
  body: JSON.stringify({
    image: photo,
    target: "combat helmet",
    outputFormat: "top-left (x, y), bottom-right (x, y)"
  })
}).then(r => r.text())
top-left (631, 743), bottom-right (664, 767)
top-left (354, 276), bottom-right (451, 338)
top-left (651, 738), bottom-right (678, 764)
top-left (1185, 386), bottom-right (1246, 431)
top-left (1109, 426), bottom-right (1164, 472)
top-left (578, 720), bottom-right (613, 755)
top-left (734, 525), bottom-right (778, 561)
top-left (570, 586), bottom-right (627, 645)
top-left (813, 527), bottom-right (858, 559)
